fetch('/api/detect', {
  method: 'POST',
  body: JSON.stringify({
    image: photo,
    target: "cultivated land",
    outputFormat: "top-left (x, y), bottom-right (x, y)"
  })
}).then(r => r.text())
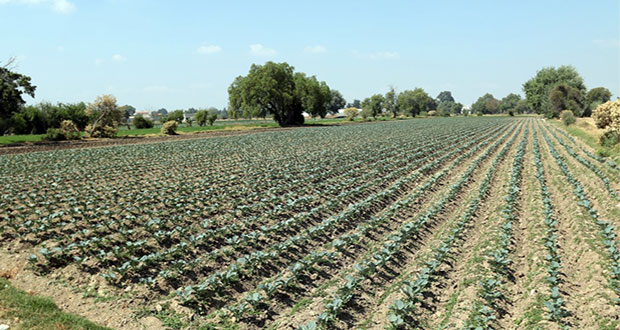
top-left (1, 117), bottom-right (619, 329)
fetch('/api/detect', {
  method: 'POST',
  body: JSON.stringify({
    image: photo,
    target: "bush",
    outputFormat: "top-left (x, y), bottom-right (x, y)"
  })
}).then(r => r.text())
top-left (508, 110), bottom-right (514, 117)
top-left (599, 130), bottom-right (620, 148)
top-left (476, 112), bottom-right (483, 116)
top-left (343, 108), bottom-right (358, 121)
top-left (59, 120), bottom-right (81, 140)
top-left (560, 110), bottom-right (576, 126)
top-left (596, 147), bottom-right (611, 158)
top-left (161, 120), bottom-right (178, 135)
top-left (427, 110), bottom-right (437, 117)
top-left (593, 100), bottom-right (620, 131)
top-left (85, 124), bottom-right (117, 138)
top-left (133, 115), bottom-right (154, 129)
top-left (44, 128), bottom-right (64, 141)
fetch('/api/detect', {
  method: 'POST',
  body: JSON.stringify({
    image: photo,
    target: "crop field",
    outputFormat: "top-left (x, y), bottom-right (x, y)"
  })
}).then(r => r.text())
top-left (1, 117), bottom-right (620, 329)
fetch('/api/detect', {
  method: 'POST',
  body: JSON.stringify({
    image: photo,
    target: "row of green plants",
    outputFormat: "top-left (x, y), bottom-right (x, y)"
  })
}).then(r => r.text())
top-left (384, 121), bottom-right (521, 329)
top-left (540, 126), bottom-right (620, 306)
top-left (294, 123), bottom-right (523, 329)
top-left (531, 132), bottom-right (570, 325)
top-left (464, 126), bottom-right (528, 329)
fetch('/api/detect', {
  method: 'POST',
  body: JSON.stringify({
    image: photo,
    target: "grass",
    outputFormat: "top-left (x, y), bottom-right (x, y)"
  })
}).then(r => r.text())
top-left (0, 278), bottom-right (109, 330)
top-left (549, 117), bottom-right (620, 163)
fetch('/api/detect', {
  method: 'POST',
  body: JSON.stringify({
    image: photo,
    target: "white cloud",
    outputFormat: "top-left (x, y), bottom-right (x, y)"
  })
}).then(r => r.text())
top-left (94, 58), bottom-right (104, 66)
top-left (196, 45), bottom-right (222, 54)
top-left (112, 54), bottom-right (126, 62)
top-left (0, 0), bottom-right (76, 14)
top-left (593, 39), bottom-right (619, 48)
top-left (304, 45), bottom-right (327, 54)
top-left (143, 85), bottom-right (169, 93)
top-left (250, 44), bottom-right (277, 56)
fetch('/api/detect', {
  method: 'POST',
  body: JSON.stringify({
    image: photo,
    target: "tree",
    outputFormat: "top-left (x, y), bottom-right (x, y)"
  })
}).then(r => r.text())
top-left (471, 93), bottom-right (499, 114)
top-left (548, 83), bottom-right (585, 117)
top-left (385, 86), bottom-right (398, 118)
top-left (361, 94), bottom-right (384, 119)
top-left (522, 65), bottom-right (586, 116)
top-left (164, 110), bottom-right (184, 124)
top-left (208, 113), bottom-right (217, 126)
top-left (436, 91), bottom-right (455, 104)
top-left (85, 94), bottom-right (123, 138)
top-left (119, 105), bottom-right (136, 129)
top-left (195, 109), bottom-right (209, 126)
top-left (498, 93), bottom-right (521, 113)
top-left (295, 73), bottom-right (331, 118)
top-left (1, 58), bottom-right (36, 134)
top-left (585, 87), bottom-right (612, 117)
top-left (228, 61), bottom-right (313, 126)
top-left (346, 99), bottom-right (361, 109)
top-left (396, 88), bottom-right (433, 117)
top-left (344, 107), bottom-right (358, 120)
top-left (326, 89), bottom-right (346, 115)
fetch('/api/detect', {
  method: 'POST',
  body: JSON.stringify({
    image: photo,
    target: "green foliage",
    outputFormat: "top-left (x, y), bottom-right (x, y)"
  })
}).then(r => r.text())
top-left (548, 84), bottom-right (585, 117)
top-left (195, 110), bottom-right (208, 126)
top-left (585, 87), bottom-right (612, 117)
top-left (59, 120), bottom-right (81, 140)
top-left (522, 65), bottom-right (586, 116)
top-left (294, 72), bottom-right (331, 118)
top-left (599, 131), bottom-right (620, 148)
top-left (44, 128), bottom-right (64, 141)
top-left (161, 120), bottom-right (178, 135)
top-left (427, 110), bottom-right (437, 116)
top-left (326, 89), bottom-right (346, 115)
top-left (228, 61), bottom-right (307, 126)
top-left (397, 88), bottom-right (434, 117)
top-left (361, 94), bottom-right (384, 118)
top-left (0, 59), bottom-right (37, 135)
top-left (164, 110), bottom-right (184, 124)
top-left (385, 87), bottom-right (398, 118)
top-left (498, 93), bottom-right (522, 114)
top-left (560, 110), bottom-right (576, 126)
top-left (133, 115), bottom-right (154, 129)
top-left (208, 113), bottom-right (217, 126)
top-left (471, 93), bottom-right (499, 114)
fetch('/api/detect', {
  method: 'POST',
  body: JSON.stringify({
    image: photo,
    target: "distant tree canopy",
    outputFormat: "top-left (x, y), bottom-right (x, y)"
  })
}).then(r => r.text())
top-left (397, 88), bottom-right (434, 117)
top-left (522, 65), bottom-right (587, 118)
top-left (471, 93), bottom-right (498, 114)
top-left (326, 89), bottom-right (346, 115)
top-left (347, 99), bottom-right (361, 109)
top-left (1, 59), bottom-right (36, 135)
top-left (85, 94), bottom-right (123, 138)
top-left (435, 91), bottom-right (462, 115)
top-left (361, 94), bottom-right (384, 118)
top-left (228, 62), bottom-right (334, 125)
top-left (548, 83), bottom-right (586, 117)
top-left (585, 87), bottom-right (612, 117)
top-left (384, 87), bottom-right (398, 118)
top-left (498, 93), bottom-right (521, 113)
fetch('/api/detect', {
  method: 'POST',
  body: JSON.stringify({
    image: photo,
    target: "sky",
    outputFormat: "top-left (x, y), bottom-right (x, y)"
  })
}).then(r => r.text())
top-left (1, 0), bottom-right (618, 111)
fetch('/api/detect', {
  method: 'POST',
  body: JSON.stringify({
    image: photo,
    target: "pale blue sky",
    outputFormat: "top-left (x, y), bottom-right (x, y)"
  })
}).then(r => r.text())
top-left (1, 0), bottom-right (618, 111)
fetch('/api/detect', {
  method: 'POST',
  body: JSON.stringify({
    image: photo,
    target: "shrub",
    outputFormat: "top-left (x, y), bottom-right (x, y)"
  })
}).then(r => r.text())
top-left (133, 115), bottom-right (154, 129)
top-left (476, 112), bottom-right (483, 116)
top-left (596, 147), bottom-right (611, 158)
top-left (592, 100), bottom-right (620, 129)
top-left (85, 124), bottom-right (117, 138)
top-left (427, 110), bottom-right (437, 117)
top-left (343, 108), bottom-right (358, 121)
top-left (599, 130), bottom-right (620, 148)
top-left (161, 120), bottom-right (178, 135)
top-left (560, 110), bottom-right (576, 126)
top-left (59, 120), bottom-right (81, 140)
top-left (44, 128), bottom-right (64, 141)
top-left (508, 110), bottom-right (514, 117)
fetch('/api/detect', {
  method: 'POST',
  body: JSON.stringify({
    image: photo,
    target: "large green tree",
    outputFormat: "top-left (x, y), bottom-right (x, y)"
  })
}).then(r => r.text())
top-left (548, 83), bottom-right (586, 117)
top-left (584, 87), bottom-right (612, 117)
top-left (228, 62), bottom-right (308, 126)
top-left (384, 87), bottom-right (398, 118)
top-left (361, 94), bottom-right (384, 119)
top-left (0, 59), bottom-right (36, 134)
top-left (471, 93), bottom-right (498, 114)
top-left (436, 91), bottom-right (455, 104)
top-left (326, 89), bottom-right (346, 115)
top-left (294, 73), bottom-right (331, 118)
top-left (522, 65), bottom-right (586, 117)
top-left (397, 88), bottom-right (433, 117)
top-left (498, 93), bottom-right (522, 113)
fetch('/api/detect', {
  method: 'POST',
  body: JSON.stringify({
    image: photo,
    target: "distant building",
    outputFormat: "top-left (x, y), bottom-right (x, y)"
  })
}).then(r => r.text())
top-left (129, 111), bottom-right (152, 122)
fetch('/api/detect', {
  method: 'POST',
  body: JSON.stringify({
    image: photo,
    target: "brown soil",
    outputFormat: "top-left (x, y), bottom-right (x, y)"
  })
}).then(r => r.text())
top-left (0, 249), bottom-right (164, 329)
